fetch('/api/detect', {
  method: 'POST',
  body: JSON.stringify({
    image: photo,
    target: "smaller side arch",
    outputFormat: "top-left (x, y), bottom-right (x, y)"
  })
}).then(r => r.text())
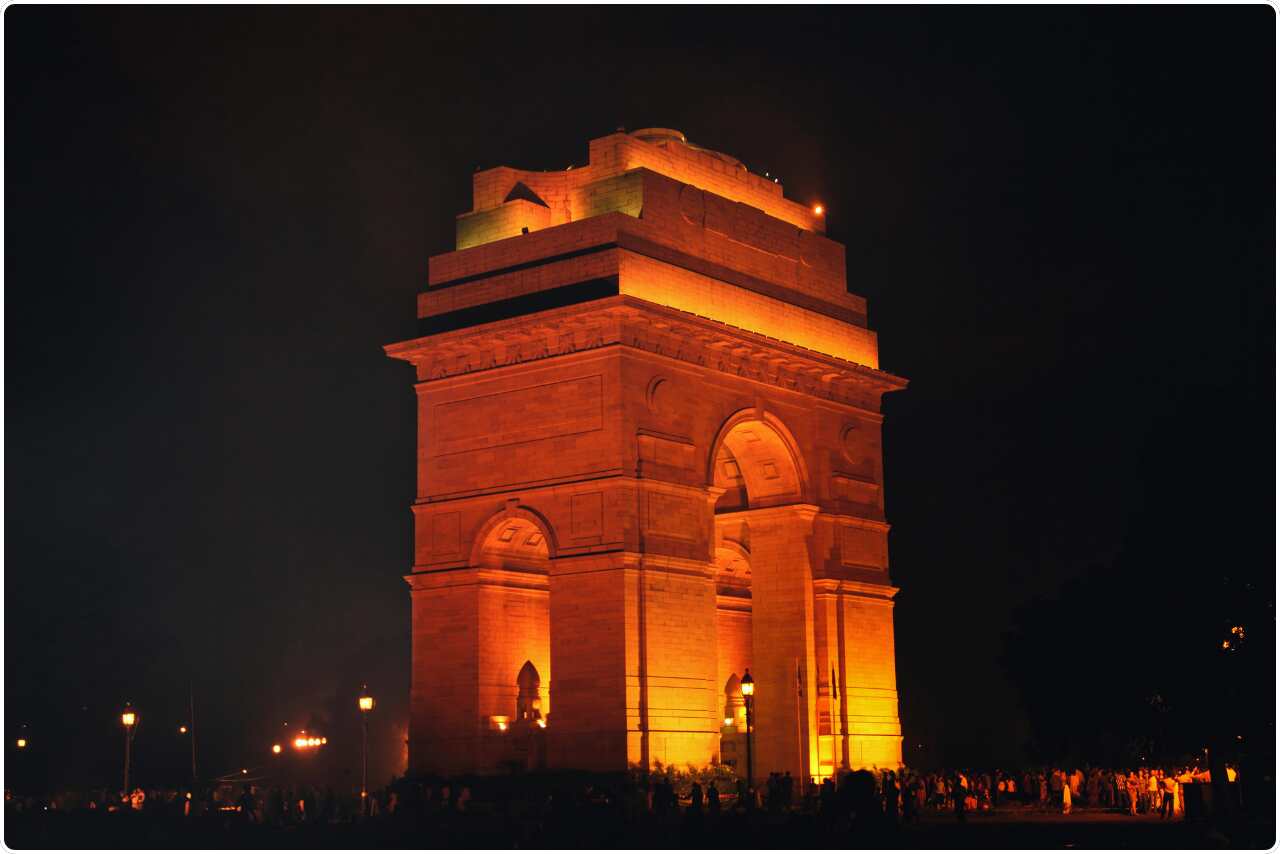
top-left (468, 504), bottom-right (560, 568)
top-left (706, 408), bottom-right (812, 507)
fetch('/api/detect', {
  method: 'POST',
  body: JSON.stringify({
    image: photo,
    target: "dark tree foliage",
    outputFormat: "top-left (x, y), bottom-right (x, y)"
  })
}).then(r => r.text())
top-left (1001, 382), bottom-right (1275, 768)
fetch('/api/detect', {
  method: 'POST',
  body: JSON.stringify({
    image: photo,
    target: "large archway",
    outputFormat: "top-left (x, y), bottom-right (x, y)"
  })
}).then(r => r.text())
top-left (708, 410), bottom-right (820, 785)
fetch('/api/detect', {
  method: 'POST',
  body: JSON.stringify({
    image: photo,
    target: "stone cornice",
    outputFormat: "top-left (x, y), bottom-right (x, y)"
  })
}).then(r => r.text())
top-left (385, 296), bottom-right (908, 407)
top-left (813, 578), bottom-right (899, 602)
top-left (404, 566), bottom-right (550, 592)
top-left (816, 513), bottom-right (892, 535)
top-left (715, 503), bottom-right (821, 525)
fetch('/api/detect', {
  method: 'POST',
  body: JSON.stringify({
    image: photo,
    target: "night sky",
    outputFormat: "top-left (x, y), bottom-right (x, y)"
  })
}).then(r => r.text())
top-left (6, 7), bottom-right (1274, 788)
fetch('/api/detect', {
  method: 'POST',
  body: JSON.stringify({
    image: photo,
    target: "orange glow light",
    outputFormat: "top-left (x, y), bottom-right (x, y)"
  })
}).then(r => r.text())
top-left (293, 737), bottom-right (306, 749)
top-left (536, 719), bottom-right (546, 729)
top-left (813, 204), bottom-right (824, 215)
top-left (16, 738), bottom-right (27, 749)
top-left (272, 744), bottom-right (282, 754)
top-left (121, 711), bottom-right (136, 727)
top-left (178, 725), bottom-right (187, 734)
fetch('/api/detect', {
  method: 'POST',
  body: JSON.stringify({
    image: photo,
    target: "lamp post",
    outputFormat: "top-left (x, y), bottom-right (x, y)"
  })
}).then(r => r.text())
top-left (121, 705), bottom-right (138, 802)
top-left (358, 685), bottom-right (375, 815)
top-left (740, 670), bottom-right (755, 794)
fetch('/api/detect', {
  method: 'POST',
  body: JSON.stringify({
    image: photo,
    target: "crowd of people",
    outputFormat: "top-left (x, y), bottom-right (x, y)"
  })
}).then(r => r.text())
top-left (5, 759), bottom-right (1247, 849)
top-left (885, 763), bottom-right (1239, 822)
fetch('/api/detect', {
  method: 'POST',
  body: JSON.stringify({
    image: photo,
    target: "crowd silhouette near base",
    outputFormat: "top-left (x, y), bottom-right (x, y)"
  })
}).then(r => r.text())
top-left (4, 760), bottom-right (1271, 850)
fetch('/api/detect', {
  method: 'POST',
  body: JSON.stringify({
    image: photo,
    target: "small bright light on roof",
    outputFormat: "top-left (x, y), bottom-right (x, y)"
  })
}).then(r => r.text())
top-left (813, 204), bottom-right (824, 215)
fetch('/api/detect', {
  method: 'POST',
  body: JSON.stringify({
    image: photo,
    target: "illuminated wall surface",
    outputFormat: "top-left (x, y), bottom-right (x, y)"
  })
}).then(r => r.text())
top-left (388, 129), bottom-right (908, 781)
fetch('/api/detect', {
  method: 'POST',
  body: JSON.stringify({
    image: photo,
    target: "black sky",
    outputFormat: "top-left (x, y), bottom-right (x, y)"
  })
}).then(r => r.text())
top-left (5, 6), bottom-right (1275, 786)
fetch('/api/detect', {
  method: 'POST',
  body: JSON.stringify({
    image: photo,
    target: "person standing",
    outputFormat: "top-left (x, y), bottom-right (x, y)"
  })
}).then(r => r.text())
top-left (883, 771), bottom-right (899, 825)
top-left (689, 781), bottom-right (704, 815)
top-left (1062, 777), bottom-right (1072, 815)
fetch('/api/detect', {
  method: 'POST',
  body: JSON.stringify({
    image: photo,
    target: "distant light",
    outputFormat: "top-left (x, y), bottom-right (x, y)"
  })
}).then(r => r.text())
top-left (272, 744), bottom-right (282, 754)
top-left (359, 684), bottom-right (375, 712)
top-left (121, 709), bottom-right (136, 728)
top-left (497, 721), bottom-right (508, 732)
top-left (536, 719), bottom-right (546, 729)
top-left (178, 725), bottom-right (188, 734)
top-left (320, 737), bottom-right (327, 745)
top-left (16, 738), bottom-right (27, 749)
top-left (724, 717), bottom-right (733, 726)
top-left (294, 737), bottom-right (306, 749)
top-left (813, 204), bottom-right (824, 216)
top-left (241, 769), bottom-right (247, 775)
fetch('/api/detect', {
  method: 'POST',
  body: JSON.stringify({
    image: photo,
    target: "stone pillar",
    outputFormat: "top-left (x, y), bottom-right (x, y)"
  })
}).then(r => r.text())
top-left (406, 573), bottom-right (479, 776)
top-left (838, 581), bottom-right (903, 768)
top-left (741, 504), bottom-right (820, 784)
top-left (546, 553), bottom-right (630, 771)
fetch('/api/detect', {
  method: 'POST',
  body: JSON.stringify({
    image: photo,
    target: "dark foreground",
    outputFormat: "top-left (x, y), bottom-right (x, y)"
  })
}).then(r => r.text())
top-left (5, 807), bottom-right (1276, 850)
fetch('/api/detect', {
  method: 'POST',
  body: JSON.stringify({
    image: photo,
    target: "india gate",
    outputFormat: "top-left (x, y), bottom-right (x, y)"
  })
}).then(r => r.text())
top-left (386, 128), bottom-right (907, 783)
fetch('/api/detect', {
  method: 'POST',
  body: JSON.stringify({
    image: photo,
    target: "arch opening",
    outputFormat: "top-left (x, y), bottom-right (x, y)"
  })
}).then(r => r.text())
top-left (710, 414), bottom-right (807, 512)
top-left (472, 514), bottom-right (552, 572)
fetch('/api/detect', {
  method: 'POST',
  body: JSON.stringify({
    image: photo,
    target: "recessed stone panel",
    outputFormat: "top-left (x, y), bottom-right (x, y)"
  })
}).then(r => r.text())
top-left (432, 375), bottom-right (602, 457)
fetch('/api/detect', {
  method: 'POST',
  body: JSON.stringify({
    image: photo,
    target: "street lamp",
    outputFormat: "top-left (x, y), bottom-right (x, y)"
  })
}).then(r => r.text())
top-left (16, 739), bottom-right (27, 749)
top-left (121, 705), bottom-right (138, 801)
top-left (358, 684), bottom-right (375, 815)
top-left (740, 670), bottom-right (755, 793)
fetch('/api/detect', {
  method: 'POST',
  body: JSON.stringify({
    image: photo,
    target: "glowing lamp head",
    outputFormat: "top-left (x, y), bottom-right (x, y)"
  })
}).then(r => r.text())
top-left (178, 725), bottom-right (188, 734)
top-left (740, 670), bottom-right (754, 697)
top-left (293, 737), bottom-right (305, 749)
top-left (813, 204), bottom-right (824, 216)
top-left (121, 709), bottom-right (137, 728)
top-left (272, 744), bottom-right (282, 755)
top-left (359, 683), bottom-right (375, 712)
top-left (16, 738), bottom-right (27, 749)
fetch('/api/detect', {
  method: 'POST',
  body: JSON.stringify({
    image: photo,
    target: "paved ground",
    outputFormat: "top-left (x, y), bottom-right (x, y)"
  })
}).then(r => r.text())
top-left (4, 805), bottom-right (1274, 849)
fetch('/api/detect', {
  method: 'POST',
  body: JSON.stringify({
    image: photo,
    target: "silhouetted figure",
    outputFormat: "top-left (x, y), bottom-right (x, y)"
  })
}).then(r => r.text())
top-left (237, 785), bottom-right (255, 823)
top-left (902, 775), bottom-right (919, 824)
top-left (689, 782), bottom-right (703, 814)
top-left (707, 782), bottom-right (720, 816)
top-left (953, 773), bottom-right (967, 823)
top-left (883, 770), bottom-right (899, 824)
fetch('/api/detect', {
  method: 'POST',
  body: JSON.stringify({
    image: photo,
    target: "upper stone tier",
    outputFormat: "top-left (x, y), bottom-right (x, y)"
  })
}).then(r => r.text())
top-left (456, 129), bottom-right (824, 248)
top-left (421, 129), bottom-right (881, 370)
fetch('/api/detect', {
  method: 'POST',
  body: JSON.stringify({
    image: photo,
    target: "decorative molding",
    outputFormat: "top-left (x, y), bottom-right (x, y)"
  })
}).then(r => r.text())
top-left (385, 296), bottom-right (907, 408)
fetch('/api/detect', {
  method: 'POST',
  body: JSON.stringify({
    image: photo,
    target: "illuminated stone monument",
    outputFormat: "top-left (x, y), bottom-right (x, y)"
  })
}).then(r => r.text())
top-left (386, 128), bottom-right (907, 781)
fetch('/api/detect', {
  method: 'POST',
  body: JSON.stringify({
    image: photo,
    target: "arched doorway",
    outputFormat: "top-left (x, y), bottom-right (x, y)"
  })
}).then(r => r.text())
top-left (470, 508), bottom-right (553, 772)
top-left (708, 411), bottom-right (819, 786)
